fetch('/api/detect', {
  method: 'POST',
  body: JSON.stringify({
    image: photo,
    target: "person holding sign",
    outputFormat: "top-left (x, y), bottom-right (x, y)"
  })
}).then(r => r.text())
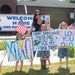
top-left (28, 9), bottom-right (53, 69)
top-left (58, 22), bottom-right (70, 69)
top-left (14, 33), bottom-right (23, 71)
top-left (37, 24), bottom-right (51, 69)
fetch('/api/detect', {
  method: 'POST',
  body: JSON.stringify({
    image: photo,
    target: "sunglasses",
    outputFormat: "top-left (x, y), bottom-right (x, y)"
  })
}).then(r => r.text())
top-left (36, 13), bottom-right (41, 16)
top-left (61, 25), bottom-right (67, 26)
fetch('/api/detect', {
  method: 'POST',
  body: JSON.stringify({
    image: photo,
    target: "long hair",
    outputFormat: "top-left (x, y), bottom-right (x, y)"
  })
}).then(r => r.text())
top-left (59, 23), bottom-right (62, 29)
top-left (59, 22), bottom-right (68, 29)
top-left (16, 33), bottom-right (22, 40)
top-left (32, 10), bottom-right (41, 26)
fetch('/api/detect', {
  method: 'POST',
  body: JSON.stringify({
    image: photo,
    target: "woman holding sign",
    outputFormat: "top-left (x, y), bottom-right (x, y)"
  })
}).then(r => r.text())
top-left (58, 22), bottom-right (70, 69)
top-left (28, 9), bottom-right (53, 69)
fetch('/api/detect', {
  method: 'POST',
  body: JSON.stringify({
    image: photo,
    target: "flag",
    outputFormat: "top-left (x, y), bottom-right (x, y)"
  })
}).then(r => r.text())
top-left (15, 20), bottom-right (28, 35)
top-left (67, 24), bottom-right (74, 29)
top-left (67, 22), bottom-right (75, 29)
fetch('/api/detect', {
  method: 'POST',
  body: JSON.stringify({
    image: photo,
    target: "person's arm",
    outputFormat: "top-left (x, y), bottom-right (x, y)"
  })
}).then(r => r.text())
top-left (28, 25), bottom-right (34, 34)
top-left (45, 20), bottom-right (54, 30)
top-left (26, 24), bottom-right (34, 37)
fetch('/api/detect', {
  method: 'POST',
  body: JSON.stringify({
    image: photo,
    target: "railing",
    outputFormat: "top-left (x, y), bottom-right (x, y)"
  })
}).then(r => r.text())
top-left (0, 36), bottom-right (16, 40)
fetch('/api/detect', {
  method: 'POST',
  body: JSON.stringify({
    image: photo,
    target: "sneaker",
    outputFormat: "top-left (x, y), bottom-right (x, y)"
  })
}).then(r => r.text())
top-left (66, 65), bottom-right (70, 69)
top-left (58, 65), bottom-right (62, 69)
top-left (30, 66), bottom-right (33, 69)
top-left (20, 69), bottom-right (22, 71)
top-left (14, 69), bottom-right (17, 71)
top-left (49, 65), bottom-right (52, 68)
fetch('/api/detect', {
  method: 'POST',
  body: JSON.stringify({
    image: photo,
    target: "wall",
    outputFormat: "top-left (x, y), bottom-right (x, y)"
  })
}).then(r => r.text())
top-left (26, 6), bottom-right (75, 28)
top-left (0, 0), bottom-right (17, 14)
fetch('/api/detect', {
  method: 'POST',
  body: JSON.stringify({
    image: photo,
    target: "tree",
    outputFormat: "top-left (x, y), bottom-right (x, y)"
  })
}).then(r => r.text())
top-left (65, 0), bottom-right (75, 3)
top-left (17, 0), bottom-right (37, 1)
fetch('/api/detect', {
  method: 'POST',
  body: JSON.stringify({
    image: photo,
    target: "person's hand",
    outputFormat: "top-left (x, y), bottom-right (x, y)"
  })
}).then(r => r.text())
top-left (49, 27), bottom-right (54, 31)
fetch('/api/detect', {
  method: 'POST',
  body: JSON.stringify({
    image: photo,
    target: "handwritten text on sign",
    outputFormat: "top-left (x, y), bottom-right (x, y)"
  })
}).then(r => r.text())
top-left (32, 31), bottom-right (57, 51)
top-left (55, 29), bottom-right (75, 48)
top-left (6, 38), bottom-right (33, 62)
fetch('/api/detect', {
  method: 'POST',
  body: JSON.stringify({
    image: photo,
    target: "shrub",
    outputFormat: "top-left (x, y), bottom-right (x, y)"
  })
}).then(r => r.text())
top-left (69, 47), bottom-right (75, 58)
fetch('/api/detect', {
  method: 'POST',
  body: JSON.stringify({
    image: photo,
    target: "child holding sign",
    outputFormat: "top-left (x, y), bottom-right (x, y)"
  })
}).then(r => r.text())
top-left (37, 24), bottom-right (51, 69)
top-left (28, 9), bottom-right (53, 69)
top-left (58, 22), bottom-right (70, 69)
top-left (14, 33), bottom-right (23, 71)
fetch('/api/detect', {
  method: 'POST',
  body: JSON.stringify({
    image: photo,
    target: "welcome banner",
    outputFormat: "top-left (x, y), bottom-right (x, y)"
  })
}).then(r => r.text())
top-left (0, 15), bottom-right (50, 31)
top-left (6, 38), bottom-right (33, 62)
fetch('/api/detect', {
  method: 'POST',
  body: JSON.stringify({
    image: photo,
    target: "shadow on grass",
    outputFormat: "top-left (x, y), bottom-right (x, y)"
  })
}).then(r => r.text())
top-left (28, 68), bottom-right (50, 75)
top-left (28, 68), bottom-right (75, 75)
top-left (58, 68), bottom-right (70, 75)
top-left (2, 68), bottom-right (75, 75)
top-left (3, 71), bottom-right (27, 75)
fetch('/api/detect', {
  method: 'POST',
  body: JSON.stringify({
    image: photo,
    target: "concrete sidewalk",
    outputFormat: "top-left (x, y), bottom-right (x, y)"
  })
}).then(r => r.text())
top-left (0, 50), bottom-right (74, 66)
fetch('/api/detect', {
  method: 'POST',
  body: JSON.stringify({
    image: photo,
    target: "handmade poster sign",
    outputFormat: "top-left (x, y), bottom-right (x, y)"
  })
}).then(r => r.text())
top-left (32, 31), bottom-right (57, 51)
top-left (6, 38), bottom-right (33, 62)
top-left (55, 29), bottom-right (75, 48)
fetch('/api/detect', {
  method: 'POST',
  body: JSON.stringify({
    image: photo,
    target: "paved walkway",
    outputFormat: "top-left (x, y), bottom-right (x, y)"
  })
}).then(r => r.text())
top-left (0, 50), bottom-right (74, 66)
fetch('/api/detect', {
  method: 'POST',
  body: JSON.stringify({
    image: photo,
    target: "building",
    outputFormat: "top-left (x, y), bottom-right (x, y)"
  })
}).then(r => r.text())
top-left (0, 0), bottom-right (75, 29)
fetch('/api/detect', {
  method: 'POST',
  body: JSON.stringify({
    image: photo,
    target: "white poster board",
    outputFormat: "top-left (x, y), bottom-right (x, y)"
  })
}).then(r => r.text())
top-left (32, 31), bottom-right (57, 51)
top-left (6, 38), bottom-right (33, 62)
top-left (55, 29), bottom-right (75, 48)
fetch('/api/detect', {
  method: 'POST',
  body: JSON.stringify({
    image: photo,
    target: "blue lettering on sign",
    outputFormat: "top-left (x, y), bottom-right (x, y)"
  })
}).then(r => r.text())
top-left (42, 16), bottom-right (45, 19)
top-left (13, 21), bottom-right (17, 25)
top-left (12, 26), bottom-right (17, 28)
top-left (26, 22), bottom-right (30, 25)
top-left (46, 18), bottom-right (49, 20)
top-left (3, 26), bottom-right (11, 28)
top-left (12, 21), bottom-right (30, 25)
top-left (0, 26), bottom-right (2, 30)
top-left (23, 22), bottom-right (30, 25)
top-left (7, 16), bottom-right (33, 20)
top-left (27, 26), bottom-right (30, 28)
top-left (7, 16), bottom-right (12, 20)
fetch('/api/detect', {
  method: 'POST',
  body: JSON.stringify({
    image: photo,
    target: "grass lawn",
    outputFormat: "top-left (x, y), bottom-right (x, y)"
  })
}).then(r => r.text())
top-left (0, 59), bottom-right (75, 75)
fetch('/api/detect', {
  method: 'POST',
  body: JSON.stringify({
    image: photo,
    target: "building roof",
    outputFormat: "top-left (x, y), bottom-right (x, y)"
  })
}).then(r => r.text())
top-left (17, 0), bottom-right (75, 8)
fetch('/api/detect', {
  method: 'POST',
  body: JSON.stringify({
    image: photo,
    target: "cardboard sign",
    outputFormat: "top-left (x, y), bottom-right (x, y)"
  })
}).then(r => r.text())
top-left (55, 29), bottom-right (75, 48)
top-left (32, 31), bottom-right (57, 51)
top-left (6, 38), bottom-right (33, 62)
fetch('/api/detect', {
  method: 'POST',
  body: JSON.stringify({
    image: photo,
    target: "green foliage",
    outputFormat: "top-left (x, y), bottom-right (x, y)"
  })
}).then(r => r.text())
top-left (65, 0), bottom-right (75, 3)
top-left (17, 0), bottom-right (37, 1)
top-left (69, 48), bottom-right (75, 58)
top-left (0, 40), bottom-right (6, 50)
